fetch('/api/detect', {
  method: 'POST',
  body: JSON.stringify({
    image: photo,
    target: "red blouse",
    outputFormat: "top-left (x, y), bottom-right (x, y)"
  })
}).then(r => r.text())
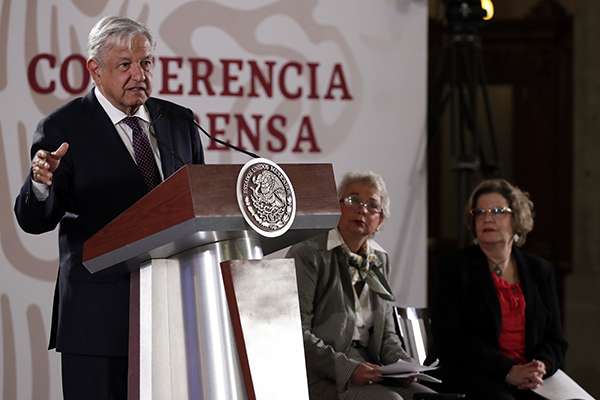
top-left (491, 271), bottom-right (527, 363)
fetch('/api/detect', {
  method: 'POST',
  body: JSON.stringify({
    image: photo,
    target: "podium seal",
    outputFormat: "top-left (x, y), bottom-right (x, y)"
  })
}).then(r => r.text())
top-left (236, 158), bottom-right (296, 237)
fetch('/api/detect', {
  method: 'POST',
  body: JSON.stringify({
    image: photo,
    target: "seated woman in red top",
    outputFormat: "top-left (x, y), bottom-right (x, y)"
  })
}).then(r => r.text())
top-left (431, 179), bottom-right (567, 400)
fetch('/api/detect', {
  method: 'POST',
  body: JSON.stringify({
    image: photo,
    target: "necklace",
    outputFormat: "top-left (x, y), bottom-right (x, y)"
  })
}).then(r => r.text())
top-left (488, 257), bottom-right (509, 276)
top-left (492, 263), bottom-right (503, 276)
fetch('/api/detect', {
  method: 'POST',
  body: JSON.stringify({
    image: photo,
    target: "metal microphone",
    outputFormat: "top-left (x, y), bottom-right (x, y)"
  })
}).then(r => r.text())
top-left (150, 108), bottom-right (261, 164)
top-left (190, 118), bottom-right (260, 159)
top-left (148, 113), bottom-right (187, 169)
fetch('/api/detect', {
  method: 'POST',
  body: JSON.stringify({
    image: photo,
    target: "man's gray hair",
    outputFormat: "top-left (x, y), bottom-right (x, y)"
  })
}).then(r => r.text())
top-left (337, 171), bottom-right (391, 219)
top-left (88, 16), bottom-right (154, 63)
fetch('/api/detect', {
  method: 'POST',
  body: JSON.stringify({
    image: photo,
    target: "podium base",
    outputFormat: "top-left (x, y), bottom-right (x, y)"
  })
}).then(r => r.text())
top-left (129, 234), bottom-right (263, 400)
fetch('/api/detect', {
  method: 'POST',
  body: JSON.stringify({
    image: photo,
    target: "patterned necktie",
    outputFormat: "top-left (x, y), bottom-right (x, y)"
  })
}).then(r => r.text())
top-left (122, 116), bottom-right (161, 189)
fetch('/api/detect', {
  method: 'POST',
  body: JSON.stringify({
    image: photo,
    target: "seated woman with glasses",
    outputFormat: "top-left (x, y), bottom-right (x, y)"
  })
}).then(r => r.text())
top-left (287, 171), bottom-right (435, 400)
top-left (431, 179), bottom-right (567, 400)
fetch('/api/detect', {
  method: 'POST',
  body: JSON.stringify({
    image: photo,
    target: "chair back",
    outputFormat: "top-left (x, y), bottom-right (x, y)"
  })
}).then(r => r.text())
top-left (395, 307), bottom-right (467, 399)
top-left (394, 306), bottom-right (433, 365)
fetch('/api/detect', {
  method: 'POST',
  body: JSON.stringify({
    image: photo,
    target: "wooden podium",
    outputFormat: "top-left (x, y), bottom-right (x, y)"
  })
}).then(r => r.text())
top-left (82, 164), bottom-right (340, 400)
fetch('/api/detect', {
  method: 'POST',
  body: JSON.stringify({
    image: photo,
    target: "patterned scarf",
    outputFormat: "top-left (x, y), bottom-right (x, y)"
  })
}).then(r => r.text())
top-left (341, 242), bottom-right (395, 302)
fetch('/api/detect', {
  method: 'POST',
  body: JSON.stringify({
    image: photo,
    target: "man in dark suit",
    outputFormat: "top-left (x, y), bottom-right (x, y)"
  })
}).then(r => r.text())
top-left (14, 16), bottom-right (204, 399)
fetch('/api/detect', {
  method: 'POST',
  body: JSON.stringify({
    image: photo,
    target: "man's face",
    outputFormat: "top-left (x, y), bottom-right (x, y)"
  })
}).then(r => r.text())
top-left (88, 34), bottom-right (154, 115)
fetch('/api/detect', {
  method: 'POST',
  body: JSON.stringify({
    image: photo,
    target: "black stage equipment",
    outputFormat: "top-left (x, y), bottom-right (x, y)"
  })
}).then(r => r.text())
top-left (429, 0), bottom-right (500, 246)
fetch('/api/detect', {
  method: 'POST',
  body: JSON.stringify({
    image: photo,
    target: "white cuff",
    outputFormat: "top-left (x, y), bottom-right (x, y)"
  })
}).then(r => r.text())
top-left (31, 179), bottom-right (50, 201)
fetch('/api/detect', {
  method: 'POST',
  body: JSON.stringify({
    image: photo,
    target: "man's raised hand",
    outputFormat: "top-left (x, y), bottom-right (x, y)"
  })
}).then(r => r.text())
top-left (31, 142), bottom-right (69, 186)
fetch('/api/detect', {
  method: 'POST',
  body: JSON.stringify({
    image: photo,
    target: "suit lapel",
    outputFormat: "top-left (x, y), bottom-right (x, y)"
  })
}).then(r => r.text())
top-left (470, 246), bottom-right (502, 335)
top-left (329, 248), bottom-right (357, 350)
top-left (367, 290), bottom-right (385, 362)
top-left (84, 90), bottom-right (171, 193)
top-left (145, 99), bottom-right (175, 178)
top-left (83, 91), bottom-right (144, 176)
top-left (333, 249), bottom-right (356, 312)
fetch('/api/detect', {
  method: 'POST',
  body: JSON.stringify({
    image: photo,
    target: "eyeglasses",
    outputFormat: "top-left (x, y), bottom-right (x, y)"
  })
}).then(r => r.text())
top-left (340, 195), bottom-right (382, 215)
top-left (469, 207), bottom-right (513, 219)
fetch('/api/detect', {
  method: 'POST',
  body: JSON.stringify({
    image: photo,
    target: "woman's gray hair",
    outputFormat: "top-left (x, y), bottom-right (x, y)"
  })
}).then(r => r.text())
top-left (465, 178), bottom-right (534, 247)
top-left (88, 17), bottom-right (154, 64)
top-left (338, 171), bottom-right (391, 219)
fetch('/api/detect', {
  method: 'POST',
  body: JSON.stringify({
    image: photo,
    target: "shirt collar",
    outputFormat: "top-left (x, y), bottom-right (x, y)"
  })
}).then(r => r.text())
top-left (94, 86), bottom-right (150, 125)
top-left (326, 228), bottom-right (387, 254)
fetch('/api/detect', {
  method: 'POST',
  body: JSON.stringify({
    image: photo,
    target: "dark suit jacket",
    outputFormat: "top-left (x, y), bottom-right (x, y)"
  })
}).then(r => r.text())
top-left (14, 89), bottom-right (204, 356)
top-left (431, 245), bottom-right (567, 391)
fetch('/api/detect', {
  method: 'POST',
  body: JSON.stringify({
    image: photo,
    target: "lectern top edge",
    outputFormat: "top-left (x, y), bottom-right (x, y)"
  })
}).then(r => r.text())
top-left (83, 163), bottom-right (340, 273)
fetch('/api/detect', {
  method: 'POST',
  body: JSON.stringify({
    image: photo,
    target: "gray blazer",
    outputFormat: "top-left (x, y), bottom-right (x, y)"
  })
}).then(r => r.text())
top-left (287, 231), bottom-right (410, 399)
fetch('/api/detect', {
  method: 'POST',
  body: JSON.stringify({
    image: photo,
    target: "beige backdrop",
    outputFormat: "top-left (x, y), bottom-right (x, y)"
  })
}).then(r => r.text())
top-left (0, 0), bottom-right (428, 398)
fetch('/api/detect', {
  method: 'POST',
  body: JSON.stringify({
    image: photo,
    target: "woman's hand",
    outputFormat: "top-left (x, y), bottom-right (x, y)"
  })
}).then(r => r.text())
top-left (532, 359), bottom-right (547, 377)
top-left (505, 360), bottom-right (545, 389)
top-left (351, 362), bottom-right (383, 386)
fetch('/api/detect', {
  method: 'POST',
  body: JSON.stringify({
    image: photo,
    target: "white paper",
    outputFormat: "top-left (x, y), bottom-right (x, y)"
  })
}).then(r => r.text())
top-left (532, 369), bottom-right (595, 400)
top-left (384, 372), bottom-right (442, 384)
top-left (380, 358), bottom-right (439, 375)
